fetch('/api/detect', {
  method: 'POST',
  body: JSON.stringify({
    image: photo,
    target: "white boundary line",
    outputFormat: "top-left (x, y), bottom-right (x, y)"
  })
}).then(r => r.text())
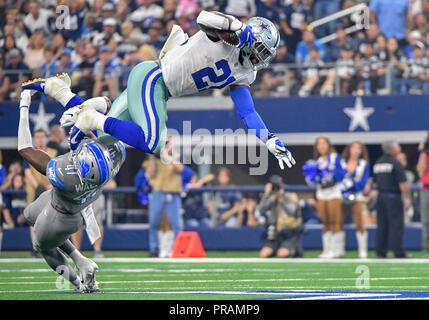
top-left (1, 257), bottom-right (429, 263)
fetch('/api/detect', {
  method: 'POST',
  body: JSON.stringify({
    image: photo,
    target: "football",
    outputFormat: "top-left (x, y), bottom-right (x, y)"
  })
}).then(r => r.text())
top-left (216, 30), bottom-right (239, 46)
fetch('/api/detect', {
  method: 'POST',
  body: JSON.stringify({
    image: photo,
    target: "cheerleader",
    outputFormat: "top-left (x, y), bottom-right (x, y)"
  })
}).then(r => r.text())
top-left (303, 137), bottom-right (346, 258)
top-left (340, 142), bottom-right (371, 258)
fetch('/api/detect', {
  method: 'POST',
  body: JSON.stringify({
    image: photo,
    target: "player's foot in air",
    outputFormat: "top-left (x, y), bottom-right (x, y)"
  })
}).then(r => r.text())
top-left (77, 258), bottom-right (99, 293)
top-left (21, 73), bottom-right (71, 97)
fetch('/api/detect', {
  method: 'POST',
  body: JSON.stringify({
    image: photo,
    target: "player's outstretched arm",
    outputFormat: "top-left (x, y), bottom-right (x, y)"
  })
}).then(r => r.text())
top-left (17, 91), bottom-right (52, 175)
top-left (230, 85), bottom-right (296, 169)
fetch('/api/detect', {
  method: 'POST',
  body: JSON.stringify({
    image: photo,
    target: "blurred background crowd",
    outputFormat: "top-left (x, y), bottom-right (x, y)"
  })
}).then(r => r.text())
top-left (0, 0), bottom-right (428, 101)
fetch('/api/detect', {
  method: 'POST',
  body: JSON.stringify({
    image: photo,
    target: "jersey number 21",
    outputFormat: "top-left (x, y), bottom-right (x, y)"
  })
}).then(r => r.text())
top-left (192, 59), bottom-right (236, 91)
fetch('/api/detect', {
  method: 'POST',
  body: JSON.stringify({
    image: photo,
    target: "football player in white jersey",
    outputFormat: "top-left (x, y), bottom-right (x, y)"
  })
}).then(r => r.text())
top-left (23, 10), bottom-right (296, 170)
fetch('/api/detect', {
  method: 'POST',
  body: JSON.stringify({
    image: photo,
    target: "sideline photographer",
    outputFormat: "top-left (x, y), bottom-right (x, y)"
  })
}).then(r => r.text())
top-left (258, 175), bottom-right (304, 258)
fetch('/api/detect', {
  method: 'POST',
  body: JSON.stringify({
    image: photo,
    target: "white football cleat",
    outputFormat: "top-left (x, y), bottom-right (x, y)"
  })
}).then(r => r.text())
top-left (74, 105), bottom-right (107, 133)
top-left (45, 73), bottom-right (75, 106)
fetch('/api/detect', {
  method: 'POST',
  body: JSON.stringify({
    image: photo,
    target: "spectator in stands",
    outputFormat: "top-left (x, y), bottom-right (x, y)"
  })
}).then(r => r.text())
top-left (56, 48), bottom-right (78, 73)
top-left (1, 35), bottom-right (18, 58)
top-left (279, 0), bottom-right (308, 55)
top-left (120, 47), bottom-right (142, 90)
top-left (92, 45), bottom-right (122, 99)
top-left (417, 139), bottom-right (429, 258)
top-left (176, 0), bottom-right (200, 23)
top-left (116, 0), bottom-right (131, 24)
top-left (61, 0), bottom-right (87, 41)
top-left (23, 0), bottom-right (52, 37)
top-left (224, 0), bottom-right (256, 21)
top-left (208, 167), bottom-right (242, 228)
top-left (260, 40), bottom-right (295, 97)
top-left (373, 140), bottom-right (411, 258)
top-left (295, 29), bottom-right (326, 63)
top-left (24, 33), bottom-right (45, 70)
top-left (356, 42), bottom-right (385, 95)
top-left (399, 41), bottom-right (426, 94)
top-left (312, 0), bottom-right (342, 38)
top-left (40, 46), bottom-right (58, 77)
top-left (81, 12), bottom-right (98, 42)
top-left (259, 175), bottom-right (304, 258)
top-left (384, 37), bottom-right (405, 93)
top-left (72, 42), bottom-right (98, 98)
top-left (374, 34), bottom-right (388, 61)
top-left (117, 22), bottom-right (139, 60)
top-left (335, 43), bottom-right (357, 95)
top-left (328, 24), bottom-right (354, 62)
top-left (298, 47), bottom-right (333, 97)
top-left (256, 0), bottom-right (282, 26)
top-left (369, 0), bottom-right (410, 44)
top-left (1, 173), bottom-right (27, 230)
top-left (0, 48), bottom-right (29, 101)
top-left (163, 0), bottom-right (178, 23)
top-left (144, 138), bottom-right (184, 257)
top-left (340, 142), bottom-right (371, 258)
top-left (303, 137), bottom-right (345, 258)
top-left (129, 0), bottom-right (164, 25)
top-left (51, 33), bottom-right (67, 62)
top-left (71, 40), bottom-right (86, 67)
top-left (0, 160), bottom-right (22, 192)
top-left (92, 18), bottom-right (123, 47)
top-left (146, 20), bottom-right (166, 55)
top-left (47, 125), bottom-right (67, 156)
top-left (182, 172), bottom-right (214, 229)
top-left (4, 10), bottom-right (28, 53)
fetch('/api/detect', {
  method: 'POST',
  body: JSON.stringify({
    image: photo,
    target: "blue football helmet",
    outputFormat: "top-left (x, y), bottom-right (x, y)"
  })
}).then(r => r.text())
top-left (73, 139), bottom-right (113, 185)
top-left (243, 17), bottom-right (280, 70)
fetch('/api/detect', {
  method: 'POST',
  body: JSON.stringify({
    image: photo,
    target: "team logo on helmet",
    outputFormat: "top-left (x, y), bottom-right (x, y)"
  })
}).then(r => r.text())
top-left (73, 139), bottom-right (113, 186)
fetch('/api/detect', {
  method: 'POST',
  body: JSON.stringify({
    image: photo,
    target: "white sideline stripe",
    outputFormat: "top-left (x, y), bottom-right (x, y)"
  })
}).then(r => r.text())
top-left (1, 276), bottom-right (427, 285)
top-left (3, 286), bottom-right (429, 294)
top-left (1, 257), bottom-right (429, 263)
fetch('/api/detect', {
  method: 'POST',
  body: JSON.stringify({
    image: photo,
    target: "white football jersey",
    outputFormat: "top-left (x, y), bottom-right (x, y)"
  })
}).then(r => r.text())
top-left (160, 30), bottom-right (257, 97)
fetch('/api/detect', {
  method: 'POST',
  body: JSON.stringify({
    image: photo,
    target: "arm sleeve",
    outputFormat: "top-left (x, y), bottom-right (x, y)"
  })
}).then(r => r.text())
top-left (230, 86), bottom-right (270, 141)
top-left (196, 10), bottom-right (241, 31)
top-left (17, 107), bottom-right (34, 151)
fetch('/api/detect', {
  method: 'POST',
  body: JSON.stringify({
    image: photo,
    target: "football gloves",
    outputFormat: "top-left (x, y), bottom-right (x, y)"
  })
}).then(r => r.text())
top-left (265, 133), bottom-right (296, 170)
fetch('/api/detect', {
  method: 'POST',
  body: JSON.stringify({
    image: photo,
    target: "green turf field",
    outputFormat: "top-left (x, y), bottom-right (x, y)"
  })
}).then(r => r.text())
top-left (1, 251), bottom-right (429, 300)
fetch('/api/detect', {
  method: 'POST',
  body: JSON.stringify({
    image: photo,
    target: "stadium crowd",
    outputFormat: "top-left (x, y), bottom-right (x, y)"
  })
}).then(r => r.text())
top-left (0, 0), bottom-right (428, 100)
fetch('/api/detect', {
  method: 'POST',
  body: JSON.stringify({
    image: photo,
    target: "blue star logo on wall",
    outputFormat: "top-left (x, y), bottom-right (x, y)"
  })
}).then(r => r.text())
top-left (29, 102), bottom-right (56, 133)
top-left (343, 96), bottom-right (374, 131)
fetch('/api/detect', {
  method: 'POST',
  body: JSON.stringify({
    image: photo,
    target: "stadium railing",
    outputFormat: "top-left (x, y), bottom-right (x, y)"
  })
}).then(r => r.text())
top-left (1, 60), bottom-right (426, 100)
